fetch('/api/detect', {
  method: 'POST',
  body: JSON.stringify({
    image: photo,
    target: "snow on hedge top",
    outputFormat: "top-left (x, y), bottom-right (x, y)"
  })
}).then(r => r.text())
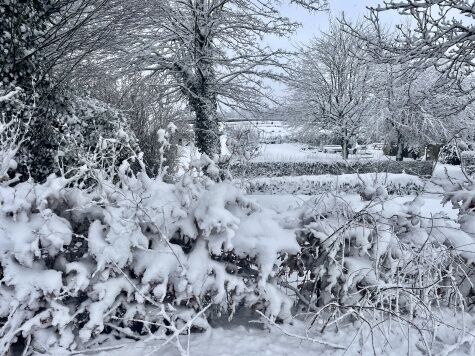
top-left (244, 172), bottom-right (424, 195)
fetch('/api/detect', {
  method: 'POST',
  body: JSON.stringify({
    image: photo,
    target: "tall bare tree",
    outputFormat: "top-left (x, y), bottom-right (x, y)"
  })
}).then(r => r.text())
top-left (287, 22), bottom-right (375, 159)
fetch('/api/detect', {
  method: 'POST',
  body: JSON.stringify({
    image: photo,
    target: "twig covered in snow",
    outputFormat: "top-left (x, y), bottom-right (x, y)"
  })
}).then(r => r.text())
top-left (256, 310), bottom-right (346, 350)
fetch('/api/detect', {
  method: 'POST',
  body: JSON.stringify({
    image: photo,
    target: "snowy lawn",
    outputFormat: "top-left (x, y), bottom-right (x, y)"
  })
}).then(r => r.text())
top-left (253, 143), bottom-right (388, 162)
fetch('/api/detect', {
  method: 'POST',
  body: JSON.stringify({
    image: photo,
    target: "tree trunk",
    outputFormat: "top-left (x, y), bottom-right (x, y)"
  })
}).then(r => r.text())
top-left (342, 128), bottom-right (349, 159)
top-left (189, 0), bottom-right (220, 158)
top-left (396, 132), bottom-right (404, 161)
top-left (342, 138), bottom-right (349, 159)
top-left (193, 96), bottom-right (220, 157)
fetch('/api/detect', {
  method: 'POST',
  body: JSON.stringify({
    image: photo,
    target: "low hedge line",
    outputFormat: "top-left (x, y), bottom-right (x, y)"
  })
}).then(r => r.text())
top-left (230, 160), bottom-right (434, 178)
top-left (239, 173), bottom-right (425, 195)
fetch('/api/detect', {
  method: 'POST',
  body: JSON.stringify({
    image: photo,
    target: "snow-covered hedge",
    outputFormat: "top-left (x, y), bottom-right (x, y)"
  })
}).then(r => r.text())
top-left (0, 156), bottom-right (300, 353)
top-left (242, 173), bottom-right (424, 195)
top-left (230, 160), bottom-right (434, 178)
top-left (282, 190), bottom-right (475, 319)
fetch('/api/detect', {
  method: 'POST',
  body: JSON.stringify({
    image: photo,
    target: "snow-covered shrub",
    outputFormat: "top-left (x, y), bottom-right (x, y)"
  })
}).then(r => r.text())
top-left (243, 173), bottom-right (424, 196)
top-left (0, 90), bottom-right (29, 182)
top-left (0, 0), bottom-right (70, 182)
top-left (1, 1), bottom-right (138, 182)
top-left (439, 140), bottom-right (472, 165)
top-left (224, 124), bottom-right (261, 163)
top-left (57, 95), bottom-right (138, 178)
top-left (0, 152), bottom-right (299, 353)
top-left (132, 121), bottom-right (184, 180)
top-left (231, 160), bottom-right (434, 178)
top-left (461, 151), bottom-right (475, 177)
top-left (282, 190), bottom-right (473, 320)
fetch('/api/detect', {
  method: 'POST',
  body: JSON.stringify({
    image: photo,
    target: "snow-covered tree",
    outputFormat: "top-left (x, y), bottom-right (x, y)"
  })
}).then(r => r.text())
top-left (363, 0), bottom-right (475, 78)
top-left (62, 0), bottom-right (328, 158)
top-left (287, 22), bottom-right (376, 159)
top-left (375, 64), bottom-right (474, 160)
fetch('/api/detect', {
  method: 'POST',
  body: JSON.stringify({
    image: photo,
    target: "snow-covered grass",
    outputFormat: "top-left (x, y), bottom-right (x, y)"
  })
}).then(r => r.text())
top-left (252, 143), bottom-right (388, 162)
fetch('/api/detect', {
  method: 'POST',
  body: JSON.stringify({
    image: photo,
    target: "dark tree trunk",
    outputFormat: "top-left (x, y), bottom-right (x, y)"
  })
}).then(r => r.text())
top-left (193, 96), bottom-right (220, 157)
top-left (342, 138), bottom-right (349, 159)
top-left (342, 128), bottom-right (349, 159)
top-left (188, 0), bottom-right (221, 158)
top-left (396, 131), bottom-right (404, 161)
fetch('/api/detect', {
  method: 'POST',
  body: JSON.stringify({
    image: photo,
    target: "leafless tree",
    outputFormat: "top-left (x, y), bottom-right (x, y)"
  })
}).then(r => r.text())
top-left (287, 22), bottom-right (376, 159)
top-left (375, 64), bottom-right (474, 160)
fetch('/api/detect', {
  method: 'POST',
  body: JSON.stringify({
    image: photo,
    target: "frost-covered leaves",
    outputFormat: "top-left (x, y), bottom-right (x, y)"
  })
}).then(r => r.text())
top-left (284, 191), bottom-right (473, 313)
top-left (0, 0), bottom-right (63, 181)
top-left (0, 160), bottom-right (300, 353)
top-left (58, 94), bottom-right (138, 178)
top-left (0, 0), bottom-right (50, 91)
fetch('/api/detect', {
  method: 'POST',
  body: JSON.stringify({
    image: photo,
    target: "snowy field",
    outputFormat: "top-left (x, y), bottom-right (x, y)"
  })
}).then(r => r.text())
top-left (253, 142), bottom-right (387, 162)
top-left (224, 121), bottom-right (388, 162)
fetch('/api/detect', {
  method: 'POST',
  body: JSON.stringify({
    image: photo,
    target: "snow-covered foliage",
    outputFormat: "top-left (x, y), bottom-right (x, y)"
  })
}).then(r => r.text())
top-left (461, 151), bottom-right (475, 176)
top-left (439, 140), bottom-right (473, 165)
top-left (223, 124), bottom-right (261, 164)
top-left (231, 160), bottom-right (434, 178)
top-left (58, 94), bottom-right (138, 178)
top-left (243, 172), bottom-right (424, 195)
top-left (282, 188), bottom-right (474, 322)
top-left (0, 153), bottom-right (299, 353)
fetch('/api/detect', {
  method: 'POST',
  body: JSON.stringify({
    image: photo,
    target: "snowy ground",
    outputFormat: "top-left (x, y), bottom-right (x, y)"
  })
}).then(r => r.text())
top-left (95, 308), bottom-right (475, 356)
top-left (253, 142), bottom-right (387, 162)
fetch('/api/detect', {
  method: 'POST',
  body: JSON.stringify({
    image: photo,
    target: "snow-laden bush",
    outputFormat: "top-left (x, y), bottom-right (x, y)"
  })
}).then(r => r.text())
top-left (57, 95), bottom-right (139, 177)
top-left (224, 124), bottom-right (261, 163)
top-left (0, 150), bottom-right (299, 353)
top-left (439, 140), bottom-right (472, 165)
top-left (242, 173), bottom-right (424, 196)
top-left (282, 187), bottom-right (474, 322)
top-left (1, 83), bottom-right (138, 183)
